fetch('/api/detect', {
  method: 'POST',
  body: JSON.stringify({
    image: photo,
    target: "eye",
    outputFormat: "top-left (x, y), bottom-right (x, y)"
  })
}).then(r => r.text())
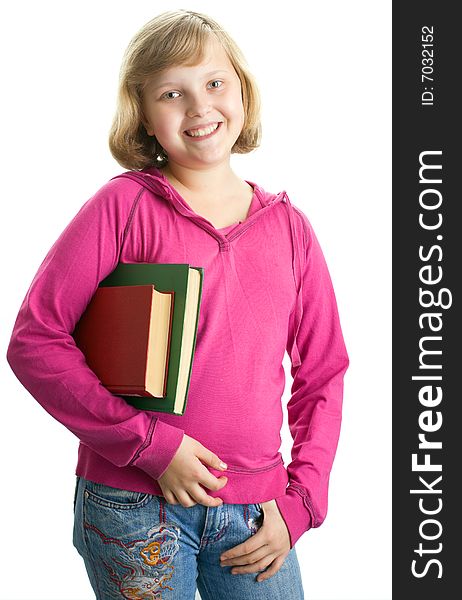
top-left (161, 90), bottom-right (181, 100)
top-left (160, 80), bottom-right (223, 100)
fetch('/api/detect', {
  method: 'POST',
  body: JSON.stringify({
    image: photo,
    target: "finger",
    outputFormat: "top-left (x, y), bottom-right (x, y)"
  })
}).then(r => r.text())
top-left (220, 539), bottom-right (262, 564)
top-left (163, 490), bottom-right (179, 505)
top-left (189, 483), bottom-right (224, 507)
top-left (175, 490), bottom-right (198, 508)
top-left (220, 542), bottom-right (269, 567)
top-left (196, 445), bottom-right (228, 472)
top-left (230, 552), bottom-right (279, 575)
top-left (256, 554), bottom-right (286, 582)
top-left (185, 460), bottom-right (227, 503)
top-left (200, 467), bottom-right (229, 492)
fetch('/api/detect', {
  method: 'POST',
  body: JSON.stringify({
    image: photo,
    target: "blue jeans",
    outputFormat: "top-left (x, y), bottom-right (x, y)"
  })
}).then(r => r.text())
top-left (73, 476), bottom-right (305, 599)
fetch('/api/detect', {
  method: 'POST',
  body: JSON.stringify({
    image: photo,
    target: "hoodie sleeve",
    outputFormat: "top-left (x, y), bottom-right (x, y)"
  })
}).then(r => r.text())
top-left (5, 179), bottom-right (184, 480)
top-left (275, 207), bottom-right (349, 548)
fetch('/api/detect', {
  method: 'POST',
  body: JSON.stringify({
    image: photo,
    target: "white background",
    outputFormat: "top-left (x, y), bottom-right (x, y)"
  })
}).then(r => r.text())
top-left (0, 1), bottom-right (391, 599)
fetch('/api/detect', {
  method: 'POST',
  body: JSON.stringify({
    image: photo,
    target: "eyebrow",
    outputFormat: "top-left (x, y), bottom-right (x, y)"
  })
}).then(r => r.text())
top-left (152, 70), bottom-right (230, 90)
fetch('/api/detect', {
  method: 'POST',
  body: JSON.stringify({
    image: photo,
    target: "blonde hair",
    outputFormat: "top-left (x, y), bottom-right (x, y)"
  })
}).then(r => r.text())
top-left (108, 10), bottom-right (262, 171)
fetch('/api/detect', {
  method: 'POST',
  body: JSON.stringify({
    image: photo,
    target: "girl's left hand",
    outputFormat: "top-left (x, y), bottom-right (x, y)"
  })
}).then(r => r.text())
top-left (219, 499), bottom-right (291, 582)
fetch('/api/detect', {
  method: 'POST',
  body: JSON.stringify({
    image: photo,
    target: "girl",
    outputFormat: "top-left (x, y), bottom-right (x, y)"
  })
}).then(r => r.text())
top-left (6, 9), bottom-right (349, 600)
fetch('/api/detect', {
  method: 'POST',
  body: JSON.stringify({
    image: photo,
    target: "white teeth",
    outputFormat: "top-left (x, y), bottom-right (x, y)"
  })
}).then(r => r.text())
top-left (185, 123), bottom-right (220, 137)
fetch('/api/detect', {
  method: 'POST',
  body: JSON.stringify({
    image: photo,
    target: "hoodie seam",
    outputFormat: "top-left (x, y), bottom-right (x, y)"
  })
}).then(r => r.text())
top-left (127, 415), bottom-right (157, 466)
top-left (120, 186), bottom-right (146, 255)
top-left (223, 214), bottom-right (262, 243)
top-left (290, 482), bottom-right (320, 527)
top-left (222, 457), bottom-right (283, 474)
top-left (291, 205), bottom-right (312, 259)
top-left (282, 198), bottom-right (307, 310)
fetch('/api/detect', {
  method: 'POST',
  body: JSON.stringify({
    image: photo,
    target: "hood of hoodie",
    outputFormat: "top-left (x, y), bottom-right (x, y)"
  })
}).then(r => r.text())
top-left (110, 166), bottom-right (305, 367)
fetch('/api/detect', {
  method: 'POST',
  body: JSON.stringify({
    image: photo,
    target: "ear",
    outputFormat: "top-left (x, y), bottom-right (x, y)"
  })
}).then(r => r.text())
top-left (141, 120), bottom-right (154, 137)
top-left (143, 124), bottom-right (154, 137)
top-left (139, 108), bottom-right (154, 136)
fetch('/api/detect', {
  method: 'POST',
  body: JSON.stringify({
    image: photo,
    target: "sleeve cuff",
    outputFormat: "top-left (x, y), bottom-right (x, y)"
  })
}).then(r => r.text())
top-left (275, 486), bottom-right (314, 548)
top-left (130, 418), bottom-right (184, 480)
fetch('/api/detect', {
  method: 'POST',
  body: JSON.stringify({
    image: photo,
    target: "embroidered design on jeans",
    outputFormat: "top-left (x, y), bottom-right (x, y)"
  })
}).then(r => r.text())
top-left (140, 541), bottom-right (161, 566)
top-left (84, 521), bottom-right (180, 598)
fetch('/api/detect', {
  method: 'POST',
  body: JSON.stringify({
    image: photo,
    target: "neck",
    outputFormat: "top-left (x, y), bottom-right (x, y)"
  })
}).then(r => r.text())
top-left (160, 161), bottom-right (242, 199)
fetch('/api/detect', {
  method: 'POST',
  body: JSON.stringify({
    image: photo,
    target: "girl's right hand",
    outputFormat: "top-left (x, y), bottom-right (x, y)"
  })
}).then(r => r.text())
top-left (157, 433), bottom-right (228, 508)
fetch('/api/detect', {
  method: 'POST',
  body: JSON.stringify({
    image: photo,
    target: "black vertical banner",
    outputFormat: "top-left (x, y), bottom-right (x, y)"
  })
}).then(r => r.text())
top-left (393, 3), bottom-right (459, 598)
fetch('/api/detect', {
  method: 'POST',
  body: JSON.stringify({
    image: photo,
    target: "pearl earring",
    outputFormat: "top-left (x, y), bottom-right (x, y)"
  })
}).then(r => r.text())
top-left (156, 151), bottom-right (168, 164)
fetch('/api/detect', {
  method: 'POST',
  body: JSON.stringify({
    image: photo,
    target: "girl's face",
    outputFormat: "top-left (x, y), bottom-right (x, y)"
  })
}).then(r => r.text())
top-left (141, 36), bottom-right (245, 172)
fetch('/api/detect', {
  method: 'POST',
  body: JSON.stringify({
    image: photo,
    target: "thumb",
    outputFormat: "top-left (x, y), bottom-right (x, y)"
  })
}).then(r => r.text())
top-left (198, 446), bottom-right (228, 471)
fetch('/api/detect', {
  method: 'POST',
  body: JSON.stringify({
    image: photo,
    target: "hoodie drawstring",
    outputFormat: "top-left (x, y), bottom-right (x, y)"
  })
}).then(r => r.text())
top-left (283, 192), bottom-right (303, 368)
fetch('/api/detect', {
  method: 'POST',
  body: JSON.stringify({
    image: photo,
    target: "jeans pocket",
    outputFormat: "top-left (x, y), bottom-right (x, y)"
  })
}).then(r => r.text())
top-left (245, 503), bottom-right (264, 534)
top-left (253, 503), bottom-right (264, 520)
top-left (83, 478), bottom-right (152, 510)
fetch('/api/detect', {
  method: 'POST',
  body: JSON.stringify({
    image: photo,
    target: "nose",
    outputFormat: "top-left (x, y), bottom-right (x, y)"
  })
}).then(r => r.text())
top-left (186, 90), bottom-right (212, 119)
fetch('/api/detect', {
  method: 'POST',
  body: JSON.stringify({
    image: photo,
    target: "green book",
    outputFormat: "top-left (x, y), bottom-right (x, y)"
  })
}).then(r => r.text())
top-left (98, 262), bottom-right (204, 415)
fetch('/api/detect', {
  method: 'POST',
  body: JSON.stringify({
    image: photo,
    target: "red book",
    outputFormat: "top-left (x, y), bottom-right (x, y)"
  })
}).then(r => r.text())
top-left (73, 284), bottom-right (174, 397)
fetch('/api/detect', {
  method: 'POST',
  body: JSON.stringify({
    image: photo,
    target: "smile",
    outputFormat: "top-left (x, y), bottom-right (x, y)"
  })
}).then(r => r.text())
top-left (184, 122), bottom-right (222, 140)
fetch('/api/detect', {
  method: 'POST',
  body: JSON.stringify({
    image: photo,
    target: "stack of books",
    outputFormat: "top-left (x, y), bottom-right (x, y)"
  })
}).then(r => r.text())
top-left (72, 263), bottom-right (204, 415)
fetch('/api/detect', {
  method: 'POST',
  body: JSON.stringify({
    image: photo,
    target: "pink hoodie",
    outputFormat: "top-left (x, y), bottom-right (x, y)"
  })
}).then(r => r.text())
top-left (6, 166), bottom-right (349, 548)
